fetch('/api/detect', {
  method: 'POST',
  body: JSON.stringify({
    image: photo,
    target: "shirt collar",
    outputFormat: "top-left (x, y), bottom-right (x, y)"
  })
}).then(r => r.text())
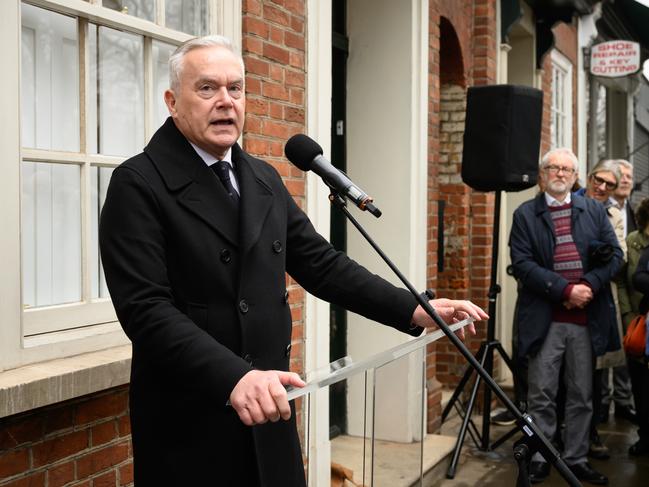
top-left (545, 191), bottom-right (571, 207)
top-left (609, 196), bottom-right (626, 210)
top-left (189, 142), bottom-right (233, 168)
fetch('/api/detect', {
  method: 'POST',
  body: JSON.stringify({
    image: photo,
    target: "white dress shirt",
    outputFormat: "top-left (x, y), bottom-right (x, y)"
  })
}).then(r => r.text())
top-left (190, 142), bottom-right (240, 194)
top-left (545, 192), bottom-right (571, 207)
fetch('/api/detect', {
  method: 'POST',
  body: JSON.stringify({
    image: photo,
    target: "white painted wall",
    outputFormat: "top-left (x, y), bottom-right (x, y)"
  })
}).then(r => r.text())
top-left (345, 0), bottom-right (428, 442)
top-left (305, 1), bottom-right (333, 484)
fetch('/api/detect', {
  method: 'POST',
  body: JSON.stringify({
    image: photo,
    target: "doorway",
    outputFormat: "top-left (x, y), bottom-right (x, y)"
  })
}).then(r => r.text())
top-left (329, 0), bottom-right (348, 439)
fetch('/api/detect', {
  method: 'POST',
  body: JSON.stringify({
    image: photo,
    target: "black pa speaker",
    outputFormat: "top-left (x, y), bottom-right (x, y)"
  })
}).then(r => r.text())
top-left (461, 85), bottom-right (543, 192)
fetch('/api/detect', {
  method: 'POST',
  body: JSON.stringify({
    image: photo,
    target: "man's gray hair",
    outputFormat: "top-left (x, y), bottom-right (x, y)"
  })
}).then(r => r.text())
top-left (169, 35), bottom-right (245, 92)
top-left (589, 159), bottom-right (622, 185)
top-left (540, 148), bottom-right (579, 170)
top-left (611, 159), bottom-right (633, 172)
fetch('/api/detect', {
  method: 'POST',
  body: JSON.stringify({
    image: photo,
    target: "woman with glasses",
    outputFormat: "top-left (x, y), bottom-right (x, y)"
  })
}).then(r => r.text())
top-left (575, 159), bottom-right (628, 461)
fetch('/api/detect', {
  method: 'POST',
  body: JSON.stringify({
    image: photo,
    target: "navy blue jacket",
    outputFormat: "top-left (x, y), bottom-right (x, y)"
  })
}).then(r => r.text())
top-left (509, 193), bottom-right (622, 358)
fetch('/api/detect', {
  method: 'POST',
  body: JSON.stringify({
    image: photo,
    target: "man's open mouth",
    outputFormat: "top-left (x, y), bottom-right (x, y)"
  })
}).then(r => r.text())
top-left (211, 118), bottom-right (235, 126)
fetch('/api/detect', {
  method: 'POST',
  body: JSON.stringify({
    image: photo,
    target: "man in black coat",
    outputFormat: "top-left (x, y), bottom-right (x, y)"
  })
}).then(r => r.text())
top-left (99, 35), bottom-right (487, 486)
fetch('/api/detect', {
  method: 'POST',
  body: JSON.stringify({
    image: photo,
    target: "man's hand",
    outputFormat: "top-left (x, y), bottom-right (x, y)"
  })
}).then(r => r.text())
top-left (564, 283), bottom-right (593, 309)
top-left (230, 370), bottom-right (306, 426)
top-left (411, 298), bottom-right (489, 339)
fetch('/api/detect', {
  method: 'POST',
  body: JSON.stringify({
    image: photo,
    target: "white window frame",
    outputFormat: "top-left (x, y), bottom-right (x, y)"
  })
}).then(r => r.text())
top-left (550, 49), bottom-right (573, 150)
top-left (0, 0), bottom-right (240, 374)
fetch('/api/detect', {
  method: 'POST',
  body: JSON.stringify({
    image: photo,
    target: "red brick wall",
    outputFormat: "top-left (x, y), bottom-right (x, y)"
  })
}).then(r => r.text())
top-left (0, 387), bottom-right (132, 487)
top-left (541, 55), bottom-right (553, 156)
top-left (241, 0), bottom-right (308, 436)
top-left (465, 1), bottom-right (497, 377)
top-left (426, 0), bottom-right (498, 431)
top-left (429, 0), bottom-right (497, 400)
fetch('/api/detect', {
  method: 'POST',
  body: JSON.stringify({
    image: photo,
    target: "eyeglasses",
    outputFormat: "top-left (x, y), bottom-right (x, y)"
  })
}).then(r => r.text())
top-left (590, 174), bottom-right (617, 191)
top-left (544, 165), bottom-right (575, 175)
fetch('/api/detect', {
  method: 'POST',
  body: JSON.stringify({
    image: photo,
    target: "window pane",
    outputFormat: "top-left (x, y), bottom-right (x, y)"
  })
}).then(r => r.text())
top-left (153, 40), bottom-right (175, 128)
top-left (89, 25), bottom-right (145, 156)
top-left (87, 25), bottom-right (98, 154)
top-left (90, 166), bottom-right (114, 299)
top-left (103, 0), bottom-right (155, 22)
top-left (21, 3), bottom-right (80, 152)
top-left (166, 0), bottom-right (208, 35)
top-left (22, 162), bottom-right (82, 308)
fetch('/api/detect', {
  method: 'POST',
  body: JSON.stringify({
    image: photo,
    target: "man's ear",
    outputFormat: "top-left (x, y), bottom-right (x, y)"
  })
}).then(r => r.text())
top-left (164, 89), bottom-right (177, 117)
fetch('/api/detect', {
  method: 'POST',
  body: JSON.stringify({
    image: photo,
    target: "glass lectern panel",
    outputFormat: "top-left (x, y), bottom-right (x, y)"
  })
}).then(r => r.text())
top-left (290, 319), bottom-right (472, 486)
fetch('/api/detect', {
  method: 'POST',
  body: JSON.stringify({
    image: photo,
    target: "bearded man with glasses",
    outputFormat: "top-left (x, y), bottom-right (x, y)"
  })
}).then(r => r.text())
top-left (509, 148), bottom-right (622, 485)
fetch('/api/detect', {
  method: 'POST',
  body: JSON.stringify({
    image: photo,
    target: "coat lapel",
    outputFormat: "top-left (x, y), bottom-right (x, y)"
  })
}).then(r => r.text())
top-left (535, 192), bottom-right (554, 234)
top-left (144, 118), bottom-right (239, 246)
top-left (178, 173), bottom-right (240, 247)
top-left (233, 144), bottom-right (274, 254)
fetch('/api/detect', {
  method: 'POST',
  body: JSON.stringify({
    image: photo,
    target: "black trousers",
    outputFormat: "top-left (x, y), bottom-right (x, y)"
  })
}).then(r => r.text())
top-left (628, 357), bottom-right (649, 443)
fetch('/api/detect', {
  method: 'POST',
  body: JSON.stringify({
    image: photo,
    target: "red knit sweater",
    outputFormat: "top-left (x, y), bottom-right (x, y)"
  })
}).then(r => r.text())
top-left (550, 203), bottom-right (587, 325)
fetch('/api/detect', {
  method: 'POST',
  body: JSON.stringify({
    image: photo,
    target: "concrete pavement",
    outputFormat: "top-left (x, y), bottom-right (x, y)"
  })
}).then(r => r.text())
top-left (431, 408), bottom-right (649, 486)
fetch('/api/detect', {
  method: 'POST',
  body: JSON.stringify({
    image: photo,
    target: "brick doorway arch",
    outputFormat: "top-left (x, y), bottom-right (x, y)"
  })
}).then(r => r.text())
top-left (426, 15), bottom-right (470, 433)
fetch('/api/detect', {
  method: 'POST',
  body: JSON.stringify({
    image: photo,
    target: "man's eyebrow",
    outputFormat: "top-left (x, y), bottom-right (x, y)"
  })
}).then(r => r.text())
top-left (193, 77), bottom-right (244, 86)
top-left (193, 77), bottom-right (216, 86)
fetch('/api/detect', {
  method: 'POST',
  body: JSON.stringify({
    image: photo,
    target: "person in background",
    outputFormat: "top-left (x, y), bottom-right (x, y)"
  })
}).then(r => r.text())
top-left (619, 197), bottom-right (649, 456)
top-left (611, 159), bottom-right (637, 236)
top-left (509, 148), bottom-right (622, 485)
top-left (628, 235), bottom-right (649, 456)
top-left (600, 159), bottom-right (637, 425)
top-left (577, 160), bottom-right (625, 257)
top-left (577, 160), bottom-right (627, 461)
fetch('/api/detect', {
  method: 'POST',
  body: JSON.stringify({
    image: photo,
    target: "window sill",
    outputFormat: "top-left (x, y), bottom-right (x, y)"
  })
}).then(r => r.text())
top-left (0, 345), bottom-right (131, 419)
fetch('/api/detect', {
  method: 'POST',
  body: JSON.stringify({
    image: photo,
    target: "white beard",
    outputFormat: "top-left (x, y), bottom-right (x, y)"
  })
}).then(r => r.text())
top-left (546, 179), bottom-right (569, 195)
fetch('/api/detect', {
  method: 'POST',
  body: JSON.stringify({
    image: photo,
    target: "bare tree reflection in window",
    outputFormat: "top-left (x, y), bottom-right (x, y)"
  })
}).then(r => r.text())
top-left (166, 0), bottom-right (208, 36)
top-left (103, 0), bottom-right (155, 22)
top-left (90, 25), bottom-right (145, 157)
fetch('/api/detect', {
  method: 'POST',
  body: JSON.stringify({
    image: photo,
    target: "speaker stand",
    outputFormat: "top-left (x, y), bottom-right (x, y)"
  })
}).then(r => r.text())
top-left (441, 190), bottom-right (525, 478)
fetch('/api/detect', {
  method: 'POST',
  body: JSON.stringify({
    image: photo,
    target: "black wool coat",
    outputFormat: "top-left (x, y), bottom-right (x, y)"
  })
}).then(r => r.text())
top-left (99, 118), bottom-right (421, 486)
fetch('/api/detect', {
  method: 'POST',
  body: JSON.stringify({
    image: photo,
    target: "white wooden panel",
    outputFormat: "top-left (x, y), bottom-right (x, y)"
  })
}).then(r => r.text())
top-left (23, 300), bottom-right (117, 337)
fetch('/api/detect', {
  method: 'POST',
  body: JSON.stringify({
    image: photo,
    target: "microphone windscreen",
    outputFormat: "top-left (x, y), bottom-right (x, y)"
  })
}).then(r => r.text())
top-left (284, 134), bottom-right (323, 171)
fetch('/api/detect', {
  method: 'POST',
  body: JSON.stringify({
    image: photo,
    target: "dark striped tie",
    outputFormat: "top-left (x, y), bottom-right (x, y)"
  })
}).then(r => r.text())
top-left (211, 160), bottom-right (240, 206)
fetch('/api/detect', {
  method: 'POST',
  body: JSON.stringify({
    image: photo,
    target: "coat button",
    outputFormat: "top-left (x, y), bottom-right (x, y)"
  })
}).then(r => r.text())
top-left (239, 299), bottom-right (249, 314)
top-left (272, 240), bottom-right (283, 253)
top-left (285, 343), bottom-right (292, 357)
top-left (243, 354), bottom-right (253, 366)
top-left (220, 249), bottom-right (231, 263)
top-left (284, 290), bottom-right (289, 304)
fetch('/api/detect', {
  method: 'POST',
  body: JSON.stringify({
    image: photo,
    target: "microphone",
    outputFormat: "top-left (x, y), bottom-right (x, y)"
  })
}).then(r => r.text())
top-left (284, 134), bottom-right (382, 218)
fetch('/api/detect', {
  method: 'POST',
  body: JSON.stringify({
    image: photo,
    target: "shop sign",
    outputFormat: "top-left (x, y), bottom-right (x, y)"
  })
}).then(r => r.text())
top-left (590, 41), bottom-right (640, 77)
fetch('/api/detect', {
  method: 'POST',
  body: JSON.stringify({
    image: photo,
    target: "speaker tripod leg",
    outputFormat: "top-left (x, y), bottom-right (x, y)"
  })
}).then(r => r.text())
top-left (480, 342), bottom-right (496, 451)
top-left (442, 342), bottom-right (486, 422)
top-left (489, 342), bottom-right (529, 450)
top-left (493, 342), bottom-right (517, 373)
top-left (446, 349), bottom-right (488, 479)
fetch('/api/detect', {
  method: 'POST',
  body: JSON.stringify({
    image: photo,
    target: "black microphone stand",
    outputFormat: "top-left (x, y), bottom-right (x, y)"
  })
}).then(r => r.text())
top-left (328, 191), bottom-right (581, 487)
